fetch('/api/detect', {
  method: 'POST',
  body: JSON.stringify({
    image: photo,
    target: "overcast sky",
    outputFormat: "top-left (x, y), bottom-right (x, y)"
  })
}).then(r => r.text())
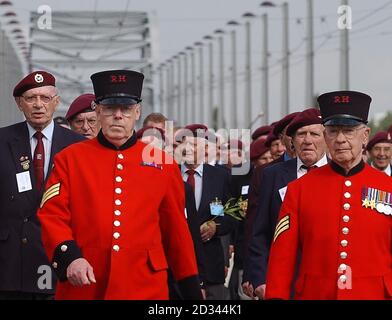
top-left (8, 0), bottom-right (392, 125)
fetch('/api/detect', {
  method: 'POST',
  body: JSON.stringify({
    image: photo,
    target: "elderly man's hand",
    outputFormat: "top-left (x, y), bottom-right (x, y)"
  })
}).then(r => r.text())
top-left (254, 284), bottom-right (266, 300)
top-left (200, 220), bottom-right (217, 242)
top-left (67, 258), bottom-right (96, 287)
top-left (242, 281), bottom-right (260, 300)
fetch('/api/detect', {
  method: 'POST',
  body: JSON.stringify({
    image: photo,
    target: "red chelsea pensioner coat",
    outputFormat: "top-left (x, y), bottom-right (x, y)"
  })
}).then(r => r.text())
top-left (38, 133), bottom-right (199, 299)
top-left (265, 162), bottom-right (392, 300)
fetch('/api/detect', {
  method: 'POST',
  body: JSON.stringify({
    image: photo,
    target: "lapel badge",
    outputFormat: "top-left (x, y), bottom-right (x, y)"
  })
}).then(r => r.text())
top-left (362, 186), bottom-right (392, 216)
top-left (20, 156), bottom-right (30, 170)
top-left (140, 161), bottom-right (163, 170)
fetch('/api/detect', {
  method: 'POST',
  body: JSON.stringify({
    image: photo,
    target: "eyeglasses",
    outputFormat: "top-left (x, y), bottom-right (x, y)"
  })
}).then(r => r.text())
top-left (72, 118), bottom-right (97, 128)
top-left (22, 95), bottom-right (57, 104)
top-left (100, 105), bottom-right (135, 117)
top-left (324, 125), bottom-right (365, 139)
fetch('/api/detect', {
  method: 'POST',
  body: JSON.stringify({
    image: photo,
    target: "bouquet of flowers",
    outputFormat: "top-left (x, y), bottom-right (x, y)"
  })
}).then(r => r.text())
top-left (200, 197), bottom-right (247, 237)
top-left (223, 196), bottom-right (247, 221)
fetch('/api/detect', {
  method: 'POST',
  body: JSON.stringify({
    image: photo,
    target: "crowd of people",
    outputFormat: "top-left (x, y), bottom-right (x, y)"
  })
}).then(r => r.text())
top-left (0, 69), bottom-right (391, 300)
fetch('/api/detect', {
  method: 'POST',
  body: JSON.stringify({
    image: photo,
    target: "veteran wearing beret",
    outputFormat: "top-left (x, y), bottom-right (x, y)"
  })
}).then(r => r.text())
top-left (244, 108), bottom-right (328, 300)
top-left (265, 91), bottom-right (392, 300)
top-left (65, 93), bottom-right (100, 139)
top-left (0, 71), bottom-right (85, 299)
top-left (366, 131), bottom-right (392, 176)
top-left (38, 70), bottom-right (202, 300)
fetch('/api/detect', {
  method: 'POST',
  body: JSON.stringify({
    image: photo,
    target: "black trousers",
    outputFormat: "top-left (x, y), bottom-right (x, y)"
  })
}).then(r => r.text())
top-left (0, 291), bottom-right (54, 300)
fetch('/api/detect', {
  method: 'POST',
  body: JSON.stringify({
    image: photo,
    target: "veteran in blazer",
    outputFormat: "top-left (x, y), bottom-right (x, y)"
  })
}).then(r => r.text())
top-left (0, 71), bottom-right (85, 299)
top-left (244, 108), bottom-right (328, 299)
top-left (176, 124), bottom-right (235, 300)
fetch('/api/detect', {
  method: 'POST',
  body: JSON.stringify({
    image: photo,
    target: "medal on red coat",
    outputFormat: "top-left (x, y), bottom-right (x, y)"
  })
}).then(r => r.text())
top-left (140, 161), bottom-right (163, 170)
top-left (362, 186), bottom-right (392, 216)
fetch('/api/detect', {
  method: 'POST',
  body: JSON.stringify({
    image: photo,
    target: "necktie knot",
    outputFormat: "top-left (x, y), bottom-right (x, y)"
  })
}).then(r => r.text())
top-left (34, 131), bottom-right (44, 140)
top-left (186, 169), bottom-right (195, 176)
top-left (301, 165), bottom-right (317, 172)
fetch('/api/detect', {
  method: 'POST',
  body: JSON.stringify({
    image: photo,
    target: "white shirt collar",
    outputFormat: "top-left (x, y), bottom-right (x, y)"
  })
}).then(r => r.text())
top-left (372, 163), bottom-right (391, 176)
top-left (385, 165), bottom-right (392, 176)
top-left (27, 120), bottom-right (54, 142)
top-left (297, 153), bottom-right (328, 173)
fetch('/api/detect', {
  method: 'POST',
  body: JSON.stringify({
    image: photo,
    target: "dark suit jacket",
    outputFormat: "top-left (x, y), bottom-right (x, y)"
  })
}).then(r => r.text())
top-left (244, 158), bottom-right (297, 287)
top-left (0, 121), bottom-right (85, 293)
top-left (197, 164), bottom-right (234, 284)
top-left (184, 182), bottom-right (207, 282)
top-left (168, 182), bottom-right (207, 299)
top-left (229, 166), bottom-right (253, 269)
top-left (243, 156), bottom-right (284, 260)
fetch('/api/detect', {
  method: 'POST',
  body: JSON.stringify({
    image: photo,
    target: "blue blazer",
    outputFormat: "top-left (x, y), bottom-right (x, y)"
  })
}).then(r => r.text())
top-left (244, 158), bottom-right (297, 287)
top-left (0, 121), bottom-right (85, 293)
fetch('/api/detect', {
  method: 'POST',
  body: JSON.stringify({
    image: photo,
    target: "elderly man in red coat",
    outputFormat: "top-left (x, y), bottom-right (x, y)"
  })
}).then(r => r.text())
top-left (265, 91), bottom-right (392, 300)
top-left (38, 70), bottom-right (202, 300)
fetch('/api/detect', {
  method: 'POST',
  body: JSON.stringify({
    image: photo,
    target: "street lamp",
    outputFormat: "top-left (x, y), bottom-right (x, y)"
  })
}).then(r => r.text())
top-left (305, 0), bottom-right (314, 107)
top-left (186, 46), bottom-right (196, 124)
top-left (227, 20), bottom-right (240, 129)
top-left (166, 59), bottom-right (174, 120)
top-left (203, 35), bottom-right (214, 127)
top-left (214, 29), bottom-right (225, 129)
top-left (260, 1), bottom-right (276, 7)
top-left (194, 41), bottom-right (204, 123)
top-left (242, 12), bottom-right (255, 129)
top-left (260, 1), bottom-right (290, 118)
top-left (158, 63), bottom-right (165, 116)
top-left (2, 11), bottom-right (16, 17)
top-left (177, 53), bottom-right (184, 125)
top-left (180, 51), bottom-right (188, 125)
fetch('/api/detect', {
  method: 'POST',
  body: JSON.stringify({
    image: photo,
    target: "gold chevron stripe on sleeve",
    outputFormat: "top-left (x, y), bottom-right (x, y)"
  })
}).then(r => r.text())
top-left (273, 224), bottom-right (290, 242)
top-left (273, 215), bottom-right (290, 242)
top-left (274, 214), bottom-right (289, 231)
top-left (274, 219), bottom-right (289, 236)
top-left (40, 183), bottom-right (61, 208)
top-left (41, 184), bottom-right (60, 202)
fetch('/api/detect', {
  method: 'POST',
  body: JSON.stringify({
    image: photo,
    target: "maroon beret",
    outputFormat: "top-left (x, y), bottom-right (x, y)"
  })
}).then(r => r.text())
top-left (273, 112), bottom-right (301, 136)
top-left (251, 125), bottom-right (272, 141)
top-left (136, 126), bottom-right (165, 140)
top-left (250, 138), bottom-right (269, 161)
top-left (185, 123), bottom-right (208, 134)
top-left (175, 123), bottom-right (209, 141)
top-left (265, 132), bottom-right (280, 148)
top-left (366, 131), bottom-right (392, 151)
top-left (13, 71), bottom-right (56, 97)
top-left (286, 108), bottom-right (322, 137)
top-left (65, 94), bottom-right (96, 120)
